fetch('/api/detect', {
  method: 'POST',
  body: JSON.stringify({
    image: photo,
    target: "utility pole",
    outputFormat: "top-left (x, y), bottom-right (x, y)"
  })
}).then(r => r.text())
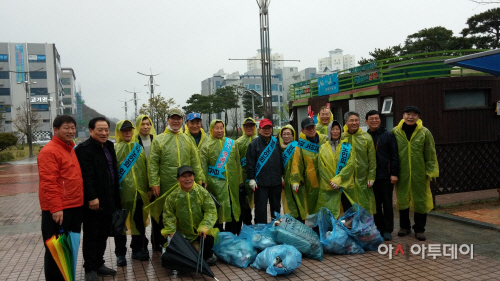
top-left (257, 0), bottom-right (273, 121)
top-left (118, 99), bottom-right (132, 120)
top-left (125, 88), bottom-right (141, 120)
top-left (137, 69), bottom-right (161, 123)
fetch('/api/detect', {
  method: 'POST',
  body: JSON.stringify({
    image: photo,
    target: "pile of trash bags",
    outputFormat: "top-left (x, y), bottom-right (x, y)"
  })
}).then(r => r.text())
top-left (339, 204), bottom-right (383, 251)
top-left (212, 232), bottom-right (257, 268)
top-left (251, 245), bottom-right (302, 276)
top-left (239, 224), bottom-right (277, 250)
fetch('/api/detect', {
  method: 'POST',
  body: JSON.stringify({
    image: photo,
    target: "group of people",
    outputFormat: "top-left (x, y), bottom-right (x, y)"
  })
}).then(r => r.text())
top-left (38, 104), bottom-right (438, 281)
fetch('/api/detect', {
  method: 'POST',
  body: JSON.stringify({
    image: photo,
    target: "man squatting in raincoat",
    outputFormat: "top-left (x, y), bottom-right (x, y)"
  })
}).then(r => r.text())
top-left (113, 120), bottom-right (151, 266)
top-left (318, 120), bottom-right (357, 219)
top-left (290, 117), bottom-right (328, 221)
top-left (392, 105), bottom-right (438, 241)
top-left (340, 111), bottom-right (377, 215)
top-left (236, 117), bottom-right (258, 225)
top-left (315, 106), bottom-right (334, 136)
top-left (147, 108), bottom-right (205, 249)
top-left (200, 120), bottom-right (243, 234)
top-left (162, 166), bottom-right (218, 265)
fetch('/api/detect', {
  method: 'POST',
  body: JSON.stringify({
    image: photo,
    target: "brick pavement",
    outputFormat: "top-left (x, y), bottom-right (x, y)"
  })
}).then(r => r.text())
top-left (1, 162), bottom-right (500, 280)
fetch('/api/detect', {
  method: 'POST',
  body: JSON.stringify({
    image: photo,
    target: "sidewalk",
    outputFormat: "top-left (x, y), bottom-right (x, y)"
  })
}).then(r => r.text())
top-left (1, 161), bottom-right (500, 280)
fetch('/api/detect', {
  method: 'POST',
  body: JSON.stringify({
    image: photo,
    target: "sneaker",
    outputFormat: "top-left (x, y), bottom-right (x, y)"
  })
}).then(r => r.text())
top-left (132, 249), bottom-right (150, 261)
top-left (383, 232), bottom-right (392, 241)
top-left (397, 228), bottom-right (411, 237)
top-left (85, 271), bottom-right (98, 281)
top-left (415, 232), bottom-right (426, 241)
top-left (206, 254), bottom-right (218, 266)
top-left (96, 264), bottom-right (117, 276)
top-left (116, 255), bottom-right (127, 266)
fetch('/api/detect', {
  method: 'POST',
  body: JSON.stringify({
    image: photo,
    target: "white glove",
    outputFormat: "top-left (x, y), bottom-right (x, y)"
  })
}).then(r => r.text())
top-left (329, 180), bottom-right (339, 189)
top-left (281, 177), bottom-right (285, 187)
top-left (367, 180), bottom-right (374, 188)
top-left (292, 184), bottom-right (299, 193)
top-left (249, 179), bottom-right (257, 191)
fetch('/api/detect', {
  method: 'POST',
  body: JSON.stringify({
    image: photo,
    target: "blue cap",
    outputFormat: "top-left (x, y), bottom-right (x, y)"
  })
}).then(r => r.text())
top-left (186, 113), bottom-right (202, 121)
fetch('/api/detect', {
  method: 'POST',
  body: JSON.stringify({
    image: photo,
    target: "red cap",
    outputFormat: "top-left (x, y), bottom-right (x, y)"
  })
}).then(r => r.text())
top-left (259, 118), bottom-right (273, 128)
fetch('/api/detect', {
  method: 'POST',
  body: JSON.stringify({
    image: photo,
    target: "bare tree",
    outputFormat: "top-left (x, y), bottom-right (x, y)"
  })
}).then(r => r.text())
top-left (13, 102), bottom-right (43, 144)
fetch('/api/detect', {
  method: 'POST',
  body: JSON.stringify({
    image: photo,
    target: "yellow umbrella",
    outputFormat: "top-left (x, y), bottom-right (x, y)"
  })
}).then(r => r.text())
top-left (45, 235), bottom-right (70, 281)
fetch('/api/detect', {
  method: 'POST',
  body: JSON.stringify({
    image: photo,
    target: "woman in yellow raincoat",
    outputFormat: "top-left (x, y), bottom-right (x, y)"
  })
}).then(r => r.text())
top-left (341, 112), bottom-right (377, 215)
top-left (318, 120), bottom-right (356, 219)
top-left (114, 120), bottom-right (151, 263)
top-left (134, 115), bottom-right (157, 158)
top-left (392, 106), bottom-right (438, 241)
top-left (200, 120), bottom-right (242, 234)
top-left (279, 124), bottom-right (307, 221)
top-left (236, 117), bottom-right (257, 225)
top-left (290, 117), bottom-right (327, 218)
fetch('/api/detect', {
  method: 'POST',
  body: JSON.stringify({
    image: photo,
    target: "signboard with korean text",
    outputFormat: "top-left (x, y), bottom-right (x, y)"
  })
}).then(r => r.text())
top-left (318, 73), bottom-right (339, 96)
top-left (354, 71), bottom-right (380, 84)
top-left (0, 54), bottom-right (8, 62)
top-left (15, 44), bottom-right (25, 82)
top-left (28, 55), bottom-right (46, 62)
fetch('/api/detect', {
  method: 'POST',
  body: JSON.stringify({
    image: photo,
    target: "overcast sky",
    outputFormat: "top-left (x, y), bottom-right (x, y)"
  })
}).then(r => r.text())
top-left (1, 0), bottom-right (496, 120)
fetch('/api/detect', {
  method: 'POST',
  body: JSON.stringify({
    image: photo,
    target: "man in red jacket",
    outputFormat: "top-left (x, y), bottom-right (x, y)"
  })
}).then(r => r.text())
top-left (38, 115), bottom-right (84, 281)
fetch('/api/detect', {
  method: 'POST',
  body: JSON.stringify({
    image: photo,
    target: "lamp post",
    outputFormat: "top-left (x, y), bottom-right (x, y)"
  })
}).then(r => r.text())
top-left (16, 79), bottom-right (36, 158)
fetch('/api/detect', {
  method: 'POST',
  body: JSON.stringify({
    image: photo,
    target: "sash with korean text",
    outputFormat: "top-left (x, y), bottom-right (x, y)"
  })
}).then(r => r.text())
top-left (118, 142), bottom-right (143, 184)
top-left (208, 137), bottom-right (233, 180)
top-left (335, 143), bottom-right (352, 176)
top-left (282, 140), bottom-right (298, 167)
top-left (297, 139), bottom-right (320, 154)
top-left (254, 136), bottom-right (277, 182)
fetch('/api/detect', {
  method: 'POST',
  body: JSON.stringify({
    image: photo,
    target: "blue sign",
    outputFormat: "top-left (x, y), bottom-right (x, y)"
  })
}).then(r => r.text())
top-left (318, 73), bottom-right (339, 96)
top-left (15, 45), bottom-right (25, 82)
top-left (0, 55), bottom-right (8, 62)
top-left (28, 55), bottom-right (46, 62)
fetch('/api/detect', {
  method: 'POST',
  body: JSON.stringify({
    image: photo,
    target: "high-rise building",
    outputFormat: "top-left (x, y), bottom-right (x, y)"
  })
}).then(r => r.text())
top-left (247, 49), bottom-right (284, 72)
top-left (61, 68), bottom-right (77, 115)
top-left (317, 49), bottom-right (356, 72)
top-left (0, 42), bottom-right (65, 140)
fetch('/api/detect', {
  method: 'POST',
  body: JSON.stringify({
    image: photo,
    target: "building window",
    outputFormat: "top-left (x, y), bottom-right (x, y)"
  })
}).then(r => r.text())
top-left (61, 78), bottom-right (71, 85)
top-left (248, 84), bottom-right (255, 90)
top-left (272, 95), bottom-right (278, 102)
top-left (279, 85), bottom-right (283, 92)
top-left (256, 84), bottom-right (261, 91)
top-left (271, 84), bottom-right (277, 91)
top-left (63, 108), bottom-right (72, 115)
top-left (280, 96), bottom-right (283, 103)
top-left (31, 88), bottom-right (48, 95)
top-left (244, 84), bottom-right (249, 89)
top-left (43, 119), bottom-right (50, 123)
top-left (63, 98), bottom-right (72, 105)
top-left (0, 88), bottom-right (10, 96)
top-left (5, 120), bottom-right (12, 124)
top-left (381, 98), bottom-right (393, 114)
top-left (310, 73), bottom-right (316, 79)
top-left (30, 71), bottom-right (47, 79)
top-left (445, 90), bottom-right (488, 109)
top-left (0, 71), bottom-right (9, 79)
top-left (63, 88), bottom-right (71, 96)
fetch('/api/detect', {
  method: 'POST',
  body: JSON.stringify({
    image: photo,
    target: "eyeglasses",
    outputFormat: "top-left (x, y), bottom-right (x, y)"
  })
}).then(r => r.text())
top-left (282, 133), bottom-right (293, 136)
top-left (368, 117), bottom-right (380, 121)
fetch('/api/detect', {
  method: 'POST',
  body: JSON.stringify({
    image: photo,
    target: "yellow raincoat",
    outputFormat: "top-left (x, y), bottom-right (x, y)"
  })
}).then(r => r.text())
top-left (147, 125), bottom-right (205, 222)
top-left (161, 183), bottom-right (219, 242)
top-left (114, 120), bottom-right (150, 234)
top-left (316, 110), bottom-right (334, 136)
top-left (184, 124), bottom-right (209, 150)
top-left (200, 120), bottom-right (242, 224)
top-left (341, 125), bottom-right (377, 214)
top-left (134, 115), bottom-right (157, 142)
top-left (279, 125), bottom-right (306, 220)
top-left (236, 117), bottom-right (258, 207)
top-left (290, 130), bottom-right (327, 216)
top-left (392, 119), bottom-right (439, 214)
top-left (318, 137), bottom-right (356, 219)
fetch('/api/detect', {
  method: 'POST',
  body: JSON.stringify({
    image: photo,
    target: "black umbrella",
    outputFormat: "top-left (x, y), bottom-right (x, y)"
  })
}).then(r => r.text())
top-left (161, 232), bottom-right (216, 279)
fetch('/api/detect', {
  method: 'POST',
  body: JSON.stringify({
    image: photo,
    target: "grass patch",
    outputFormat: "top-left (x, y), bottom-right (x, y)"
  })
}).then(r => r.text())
top-left (0, 144), bottom-right (42, 161)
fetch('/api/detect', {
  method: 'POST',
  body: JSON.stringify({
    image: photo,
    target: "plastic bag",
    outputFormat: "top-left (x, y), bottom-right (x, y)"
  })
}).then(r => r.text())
top-left (266, 213), bottom-right (323, 261)
top-left (339, 204), bottom-right (383, 251)
top-left (239, 224), bottom-right (277, 251)
top-left (307, 207), bottom-right (365, 254)
top-left (212, 232), bottom-right (257, 268)
top-left (251, 245), bottom-right (302, 276)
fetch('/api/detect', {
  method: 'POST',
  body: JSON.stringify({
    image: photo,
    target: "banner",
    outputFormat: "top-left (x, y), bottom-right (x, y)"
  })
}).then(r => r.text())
top-left (15, 45), bottom-right (25, 82)
top-left (318, 73), bottom-right (339, 96)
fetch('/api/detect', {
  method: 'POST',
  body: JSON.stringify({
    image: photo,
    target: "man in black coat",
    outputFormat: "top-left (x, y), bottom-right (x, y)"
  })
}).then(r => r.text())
top-left (246, 118), bottom-right (284, 224)
top-left (75, 117), bottom-right (121, 281)
top-left (366, 110), bottom-right (399, 241)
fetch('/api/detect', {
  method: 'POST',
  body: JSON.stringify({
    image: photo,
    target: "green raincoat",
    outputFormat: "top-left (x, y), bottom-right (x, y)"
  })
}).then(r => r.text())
top-left (134, 115), bottom-right (157, 142)
top-left (200, 120), bottom-right (242, 224)
top-left (315, 110), bottom-right (334, 136)
top-left (184, 124), bottom-right (209, 150)
top-left (161, 183), bottom-right (219, 242)
top-left (114, 120), bottom-right (150, 235)
top-left (236, 117), bottom-right (258, 208)
top-left (290, 130), bottom-right (327, 216)
top-left (318, 138), bottom-right (356, 219)
top-left (279, 125), bottom-right (306, 220)
top-left (341, 125), bottom-right (377, 214)
top-left (392, 119), bottom-right (439, 214)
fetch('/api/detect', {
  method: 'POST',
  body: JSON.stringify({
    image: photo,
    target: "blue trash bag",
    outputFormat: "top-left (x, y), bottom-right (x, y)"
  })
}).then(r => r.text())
top-left (212, 232), bottom-right (257, 268)
top-left (239, 224), bottom-right (277, 251)
top-left (339, 203), bottom-right (383, 251)
top-left (251, 245), bottom-right (302, 276)
top-left (307, 207), bottom-right (365, 255)
top-left (264, 213), bottom-right (323, 261)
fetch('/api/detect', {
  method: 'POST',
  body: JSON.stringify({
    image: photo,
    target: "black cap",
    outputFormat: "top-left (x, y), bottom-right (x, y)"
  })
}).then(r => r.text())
top-left (403, 105), bottom-right (420, 115)
top-left (120, 120), bottom-right (135, 130)
top-left (301, 117), bottom-right (315, 129)
top-left (177, 165), bottom-right (195, 177)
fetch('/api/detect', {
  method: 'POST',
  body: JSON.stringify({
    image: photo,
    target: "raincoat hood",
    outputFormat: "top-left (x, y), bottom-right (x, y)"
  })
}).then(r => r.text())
top-left (316, 109), bottom-right (334, 136)
top-left (134, 115), bottom-right (157, 139)
top-left (327, 120), bottom-right (343, 142)
top-left (343, 124), bottom-right (362, 136)
top-left (242, 117), bottom-right (257, 137)
top-left (115, 120), bottom-right (135, 144)
top-left (279, 124), bottom-right (296, 148)
top-left (209, 119), bottom-right (226, 139)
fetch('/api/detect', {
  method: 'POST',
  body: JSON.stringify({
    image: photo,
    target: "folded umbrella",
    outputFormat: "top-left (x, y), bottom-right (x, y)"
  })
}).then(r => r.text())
top-left (69, 231), bottom-right (81, 281)
top-left (45, 236), bottom-right (67, 281)
top-left (58, 233), bottom-right (74, 281)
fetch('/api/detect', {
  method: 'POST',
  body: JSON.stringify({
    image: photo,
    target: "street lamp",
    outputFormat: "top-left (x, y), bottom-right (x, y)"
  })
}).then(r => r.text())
top-left (16, 79), bottom-right (37, 158)
top-left (245, 89), bottom-right (260, 119)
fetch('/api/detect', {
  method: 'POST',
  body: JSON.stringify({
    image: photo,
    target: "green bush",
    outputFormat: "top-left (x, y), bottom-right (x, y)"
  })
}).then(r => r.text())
top-left (0, 152), bottom-right (14, 162)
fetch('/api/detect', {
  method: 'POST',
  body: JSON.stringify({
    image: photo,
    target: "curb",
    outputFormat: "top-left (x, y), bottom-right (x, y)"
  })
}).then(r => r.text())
top-left (428, 211), bottom-right (500, 232)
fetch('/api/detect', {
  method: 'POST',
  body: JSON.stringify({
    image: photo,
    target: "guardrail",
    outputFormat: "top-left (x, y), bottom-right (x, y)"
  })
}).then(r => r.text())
top-left (289, 49), bottom-right (490, 101)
